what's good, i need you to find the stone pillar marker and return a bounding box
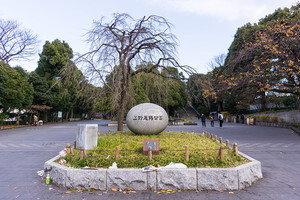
[76,124,98,150]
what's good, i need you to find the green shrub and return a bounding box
[256,114,284,123]
[269,115,279,123]
[258,115,269,122]
[282,95,297,108]
[186,120,196,124]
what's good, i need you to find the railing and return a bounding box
[189,105,201,117]
[0,121,30,129]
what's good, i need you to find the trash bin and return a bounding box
[39,120,43,126]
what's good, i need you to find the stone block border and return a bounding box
[44,151,262,191]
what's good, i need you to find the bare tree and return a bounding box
[208,53,226,71]
[0,19,39,63]
[78,13,195,131]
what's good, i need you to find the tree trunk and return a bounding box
[30,113,33,124]
[117,64,129,131]
[70,108,74,119]
[117,89,126,131]
[217,101,223,112]
[261,92,266,112]
[16,110,20,125]
[43,111,48,123]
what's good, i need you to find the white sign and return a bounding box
[58,111,62,118]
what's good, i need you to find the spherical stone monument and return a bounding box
[126,103,168,135]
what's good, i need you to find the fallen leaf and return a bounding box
[229,191,234,194]
[90,189,97,193]
[207,191,211,193]
[219,190,224,193]
[157,192,161,194]
[184,190,188,192]
[65,191,72,194]
[123,191,126,194]
[112,188,118,192]
[77,190,83,193]
[167,189,172,192]
[160,189,166,193]
[153,190,157,193]
[178,190,181,192]
[129,191,136,193]
[195,190,199,193]
[292,188,296,190]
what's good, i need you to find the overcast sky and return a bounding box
[0,0,297,74]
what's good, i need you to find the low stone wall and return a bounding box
[270,110,300,123]
[247,110,300,124]
[69,118,81,121]
[44,151,262,191]
[255,122,292,128]
[107,123,127,127]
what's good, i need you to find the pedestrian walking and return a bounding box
[33,115,38,126]
[241,114,245,124]
[209,114,214,127]
[200,113,206,127]
[218,112,224,128]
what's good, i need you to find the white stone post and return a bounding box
[76,124,98,150]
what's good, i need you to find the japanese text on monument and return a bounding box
[133,115,163,120]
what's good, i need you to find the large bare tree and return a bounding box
[79,13,195,131]
[0,19,38,63]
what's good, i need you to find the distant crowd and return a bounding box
[199,113,245,128]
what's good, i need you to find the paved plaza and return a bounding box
[0,120,299,200]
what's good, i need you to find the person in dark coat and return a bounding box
[241,114,245,124]
[200,113,206,127]
[209,114,214,127]
[218,112,224,128]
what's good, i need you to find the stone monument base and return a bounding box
[44,151,262,191]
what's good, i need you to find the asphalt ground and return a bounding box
[0,119,299,200]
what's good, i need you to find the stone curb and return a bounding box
[291,127,300,136]
[44,152,262,191]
